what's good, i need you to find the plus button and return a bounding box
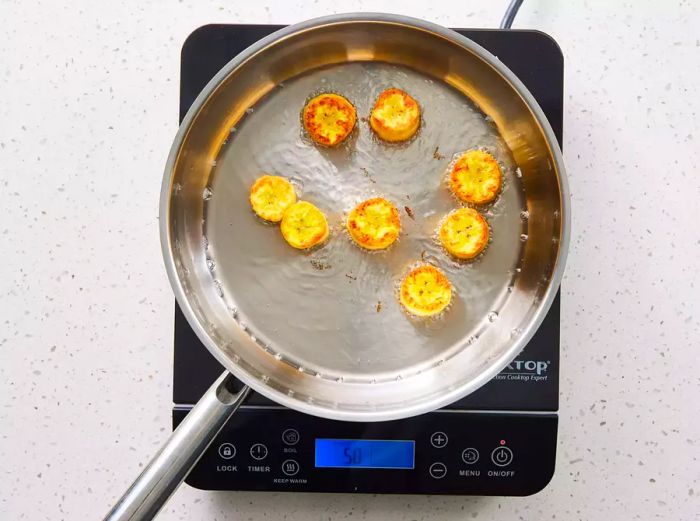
[430,431,448,448]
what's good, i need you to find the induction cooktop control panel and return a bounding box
[174,408,557,496]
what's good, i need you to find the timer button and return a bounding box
[430,431,448,448]
[491,446,513,467]
[282,428,300,446]
[461,448,480,465]
[429,462,447,479]
[250,443,268,461]
[282,459,300,476]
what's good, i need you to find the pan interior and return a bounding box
[203,61,526,382]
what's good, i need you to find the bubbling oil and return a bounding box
[202,61,527,381]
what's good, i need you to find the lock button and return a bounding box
[218,443,236,460]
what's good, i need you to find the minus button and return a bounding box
[429,462,447,479]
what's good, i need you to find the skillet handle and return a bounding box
[104,372,249,521]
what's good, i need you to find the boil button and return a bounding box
[282,429,300,446]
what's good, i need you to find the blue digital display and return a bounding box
[315,439,415,469]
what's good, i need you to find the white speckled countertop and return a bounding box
[1,1,699,519]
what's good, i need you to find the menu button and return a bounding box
[462,448,480,465]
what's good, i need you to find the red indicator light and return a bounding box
[500,439,506,445]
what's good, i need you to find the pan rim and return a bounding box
[160,13,570,421]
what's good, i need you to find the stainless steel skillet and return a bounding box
[106,13,569,520]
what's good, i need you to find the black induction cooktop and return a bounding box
[173,24,563,496]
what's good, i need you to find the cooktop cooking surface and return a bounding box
[173,24,563,496]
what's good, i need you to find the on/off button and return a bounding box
[491,446,513,467]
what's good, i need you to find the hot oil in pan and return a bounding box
[204,62,527,382]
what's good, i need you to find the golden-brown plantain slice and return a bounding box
[302,93,356,147]
[249,175,297,222]
[280,201,329,250]
[448,150,502,204]
[346,197,401,250]
[438,208,490,260]
[369,88,421,142]
[399,264,453,317]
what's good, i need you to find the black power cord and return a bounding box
[500,0,525,29]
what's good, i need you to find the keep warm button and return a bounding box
[282,459,300,476]
[491,446,513,467]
